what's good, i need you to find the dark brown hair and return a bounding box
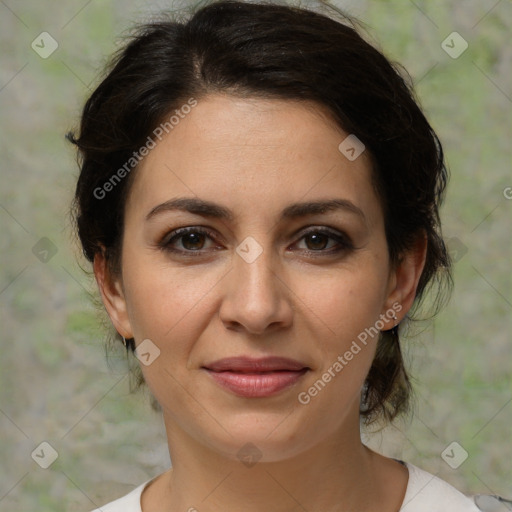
[68,0,452,425]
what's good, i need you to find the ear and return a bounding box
[382,231,428,326]
[93,247,133,339]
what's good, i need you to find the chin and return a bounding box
[197,410,320,463]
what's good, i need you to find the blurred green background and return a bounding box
[0,0,510,510]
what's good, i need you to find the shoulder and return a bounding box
[400,462,480,511]
[89,480,149,512]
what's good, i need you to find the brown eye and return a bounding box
[179,231,207,250]
[294,228,354,255]
[304,232,332,251]
[160,227,218,255]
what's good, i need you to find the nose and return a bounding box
[218,241,293,335]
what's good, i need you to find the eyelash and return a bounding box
[158,226,354,258]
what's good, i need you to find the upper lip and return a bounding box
[203,356,308,372]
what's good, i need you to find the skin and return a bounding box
[94,94,427,511]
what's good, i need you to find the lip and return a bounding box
[203,357,309,398]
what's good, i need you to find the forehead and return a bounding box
[124,94,382,227]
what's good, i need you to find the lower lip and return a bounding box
[205,369,308,398]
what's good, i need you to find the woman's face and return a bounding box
[98,94,418,462]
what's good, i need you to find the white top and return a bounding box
[90,461,484,511]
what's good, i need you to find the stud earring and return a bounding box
[391,312,399,336]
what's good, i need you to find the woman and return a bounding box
[68,1,503,510]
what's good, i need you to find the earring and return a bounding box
[391,312,399,336]
[122,336,135,350]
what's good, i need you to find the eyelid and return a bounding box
[159,226,219,250]
[158,225,354,256]
[293,226,355,253]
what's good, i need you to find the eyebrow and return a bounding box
[145,197,366,223]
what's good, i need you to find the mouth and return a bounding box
[202,356,310,398]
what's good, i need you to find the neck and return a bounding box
[146,404,403,512]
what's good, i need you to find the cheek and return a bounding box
[295,263,388,342]
[292,272,385,430]
[121,257,219,402]
[122,251,221,349]
[292,261,388,401]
